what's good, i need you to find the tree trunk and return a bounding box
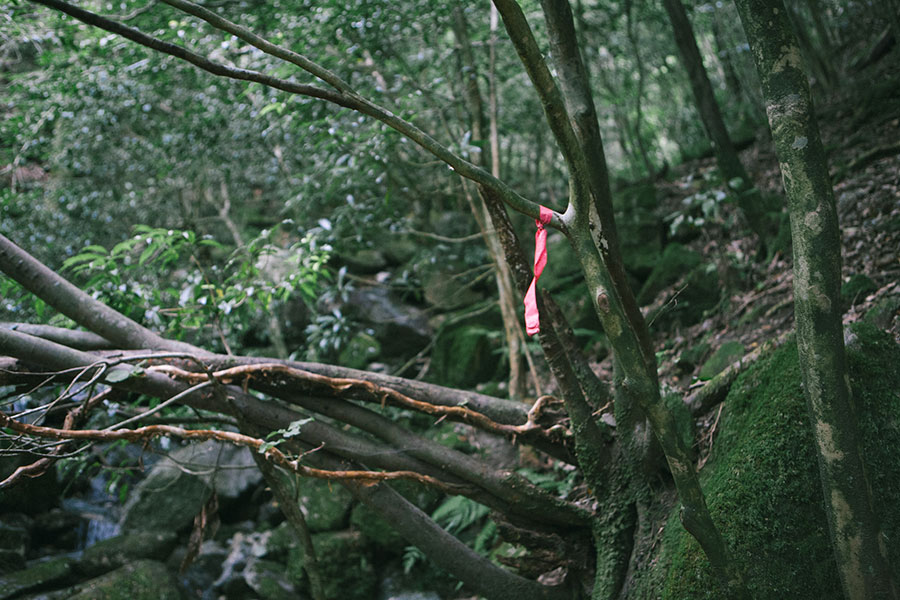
[452,4,535,401]
[661,0,771,249]
[733,1,898,598]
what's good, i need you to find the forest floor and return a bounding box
[645,57,898,383]
[600,50,900,469]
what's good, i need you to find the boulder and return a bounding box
[0,524,28,574]
[243,558,297,600]
[65,560,182,600]
[31,509,81,553]
[119,458,210,534]
[338,332,381,369]
[120,441,262,533]
[659,325,900,598]
[429,324,499,389]
[698,341,745,381]
[295,477,354,533]
[77,531,177,577]
[286,530,376,600]
[0,557,73,600]
[344,287,431,357]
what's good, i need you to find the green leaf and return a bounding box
[105,368,132,383]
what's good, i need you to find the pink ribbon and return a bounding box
[524,206,553,336]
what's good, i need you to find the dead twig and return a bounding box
[149,363,569,439]
[0,409,470,495]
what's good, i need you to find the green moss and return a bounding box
[841,273,877,307]
[430,324,500,389]
[286,531,376,600]
[638,244,719,327]
[295,477,354,533]
[655,326,900,599]
[0,557,73,599]
[846,323,900,577]
[338,332,381,369]
[697,341,744,381]
[66,560,182,600]
[349,480,441,552]
[78,531,177,577]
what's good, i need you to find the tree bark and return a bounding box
[733,1,898,598]
[498,1,748,595]
[451,5,534,401]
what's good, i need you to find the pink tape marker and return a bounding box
[524,205,553,336]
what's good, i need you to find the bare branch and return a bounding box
[0,323,115,350]
[150,362,564,438]
[0,411,469,494]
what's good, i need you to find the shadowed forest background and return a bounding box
[1,0,899,599]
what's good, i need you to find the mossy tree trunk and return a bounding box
[733,1,898,598]
[661,0,772,250]
[498,0,749,595]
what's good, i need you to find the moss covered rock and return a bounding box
[286,530,376,600]
[698,341,745,381]
[656,324,900,599]
[637,244,719,327]
[338,331,381,369]
[430,324,500,389]
[349,480,441,553]
[841,273,878,307]
[78,531,177,577]
[0,557,73,600]
[295,477,354,533]
[66,560,182,600]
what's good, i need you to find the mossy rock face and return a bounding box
[119,454,212,534]
[698,341,745,381]
[121,441,261,533]
[243,558,297,600]
[349,480,441,553]
[430,324,499,389]
[338,332,381,370]
[296,477,354,533]
[638,244,719,327]
[66,560,182,600]
[657,324,900,599]
[78,531,178,577]
[286,530,376,600]
[841,273,877,307]
[0,557,73,600]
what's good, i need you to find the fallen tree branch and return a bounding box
[0,410,470,495]
[149,363,567,439]
[686,331,793,417]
